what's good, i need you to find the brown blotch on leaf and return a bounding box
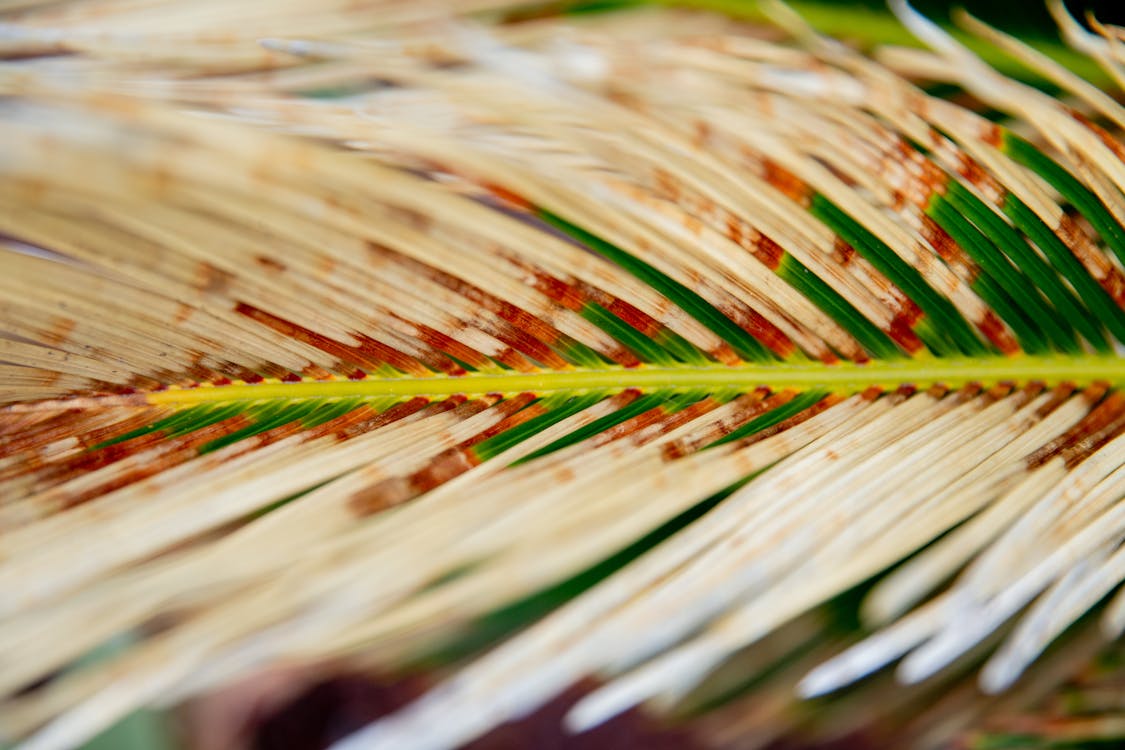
[197,261,234,295]
[980,121,1004,148]
[717,302,795,360]
[349,448,479,516]
[1071,111,1125,163]
[978,310,1019,355]
[755,234,785,269]
[527,270,588,312]
[761,158,812,207]
[954,150,995,189]
[254,255,287,274]
[236,302,411,374]
[1026,388,1123,469]
[831,237,856,267]
[412,323,494,372]
[919,215,974,274]
[57,415,255,509]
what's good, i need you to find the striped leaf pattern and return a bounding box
[1,1,1125,748]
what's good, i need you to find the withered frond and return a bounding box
[1,2,1125,749]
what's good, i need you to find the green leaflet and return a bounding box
[538,209,779,362]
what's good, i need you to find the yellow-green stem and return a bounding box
[147,354,1125,405]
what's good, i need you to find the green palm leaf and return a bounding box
[1,1,1125,748]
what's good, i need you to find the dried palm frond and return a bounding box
[1,1,1125,748]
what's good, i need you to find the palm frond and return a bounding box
[1,1,1125,748]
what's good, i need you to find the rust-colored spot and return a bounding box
[380,247,566,355]
[412,324,493,372]
[491,346,536,372]
[831,237,857,267]
[238,417,317,451]
[729,305,801,359]
[173,303,194,325]
[606,87,642,110]
[334,398,430,441]
[1026,388,1124,469]
[71,410,164,450]
[653,168,681,202]
[980,122,1003,148]
[420,263,571,368]
[640,397,721,448]
[269,403,368,444]
[1034,382,1078,419]
[709,342,742,367]
[730,391,845,450]
[895,384,922,399]
[3,408,159,461]
[349,396,541,517]
[260,362,292,380]
[42,318,76,347]
[370,332,463,376]
[693,119,712,149]
[494,325,570,370]
[890,189,907,212]
[302,364,334,380]
[717,301,795,360]
[483,182,533,211]
[954,151,994,189]
[904,142,950,198]
[660,390,774,461]
[185,360,214,383]
[460,393,541,448]
[56,415,255,508]
[197,262,234,295]
[0,413,81,462]
[413,449,481,498]
[1081,382,1110,406]
[858,386,884,402]
[603,298,663,338]
[979,382,1013,404]
[1010,381,1046,408]
[1072,111,1125,163]
[237,302,416,374]
[385,204,431,232]
[1058,215,1125,307]
[1061,411,1125,469]
[725,216,744,249]
[1056,214,1088,253]
[977,310,1020,356]
[527,271,587,312]
[255,255,287,274]
[755,234,785,269]
[348,476,413,517]
[598,399,693,451]
[923,383,952,400]
[597,341,642,369]
[920,216,966,268]
[761,158,812,207]
[683,214,704,236]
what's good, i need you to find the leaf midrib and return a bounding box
[145,354,1125,405]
